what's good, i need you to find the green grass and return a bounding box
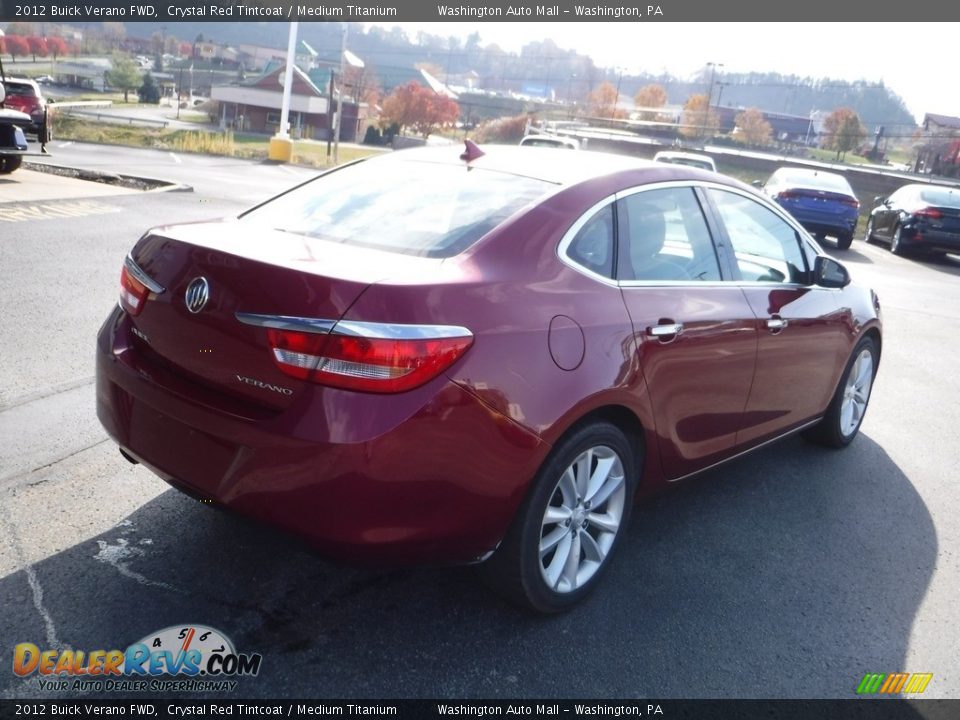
[52,116,385,168]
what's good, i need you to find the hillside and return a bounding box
[60,21,917,130]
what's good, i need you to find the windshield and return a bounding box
[242,158,555,258]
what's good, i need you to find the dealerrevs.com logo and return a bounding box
[13,625,262,692]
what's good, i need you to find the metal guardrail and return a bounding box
[56,107,169,128]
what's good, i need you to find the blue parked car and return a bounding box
[758,168,860,249]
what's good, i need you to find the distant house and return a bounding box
[922,113,960,134]
[237,40,319,70]
[210,64,363,141]
[916,113,960,176]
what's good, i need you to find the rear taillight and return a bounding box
[916,207,942,220]
[119,255,165,317]
[120,265,149,316]
[841,197,860,209]
[776,190,800,201]
[266,322,473,393]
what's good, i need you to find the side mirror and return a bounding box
[814,256,850,288]
[874,195,888,206]
[751,180,764,189]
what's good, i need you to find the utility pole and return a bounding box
[615,67,625,118]
[333,23,347,165]
[327,68,335,158]
[705,61,723,138]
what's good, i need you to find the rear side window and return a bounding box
[618,187,721,282]
[708,189,808,284]
[567,204,615,278]
[241,159,555,258]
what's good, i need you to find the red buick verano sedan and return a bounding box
[96,144,882,612]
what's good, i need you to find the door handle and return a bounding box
[647,322,684,338]
[767,316,788,332]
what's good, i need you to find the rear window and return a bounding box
[919,187,960,208]
[5,82,40,98]
[777,171,852,194]
[241,159,555,258]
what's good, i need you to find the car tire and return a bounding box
[863,218,875,244]
[480,421,638,613]
[0,156,23,174]
[890,225,907,256]
[803,336,878,449]
[836,232,853,250]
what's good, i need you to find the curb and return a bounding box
[24,161,194,194]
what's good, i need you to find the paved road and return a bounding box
[1,149,958,700]
[29,140,319,204]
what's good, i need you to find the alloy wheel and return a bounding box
[538,445,626,593]
[839,347,874,438]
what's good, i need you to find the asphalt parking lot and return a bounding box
[1,148,959,700]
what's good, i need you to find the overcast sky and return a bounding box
[369,22,954,122]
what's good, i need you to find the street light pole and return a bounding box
[267,21,299,162]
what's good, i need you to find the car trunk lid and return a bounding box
[125,219,435,410]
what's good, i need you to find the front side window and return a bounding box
[618,187,722,282]
[707,189,808,284]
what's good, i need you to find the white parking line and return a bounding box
[169,152,182,164]
[56,141,73,149]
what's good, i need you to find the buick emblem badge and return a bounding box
[184,277,210,314]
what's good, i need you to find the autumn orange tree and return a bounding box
[734,107,774,147]
[588,81,619,118]
[823,107,865,160]
[634,84,668,121]
[681,94,719,139]
[27,36,48,62]
[380,81,460,139]
[46,37,69,62]
[3,35,30,62]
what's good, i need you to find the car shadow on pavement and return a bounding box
[836,245,875,264]
[0,434,934,700]
[912,253,960,277]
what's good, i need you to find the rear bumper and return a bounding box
[797,217,857,236]
[901,226,960,254]
[96,307,545,565]
[776,201,858,237]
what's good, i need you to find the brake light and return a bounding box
[267,324,473,393]
[120,265,149,316]
[916,207,942,220]
[776,190,800,201]
[841,197,860,209]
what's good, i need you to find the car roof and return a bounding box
[654,151,713,162]
[519,135,579,148]
[385,144,712,186]
[3,77,40,89]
